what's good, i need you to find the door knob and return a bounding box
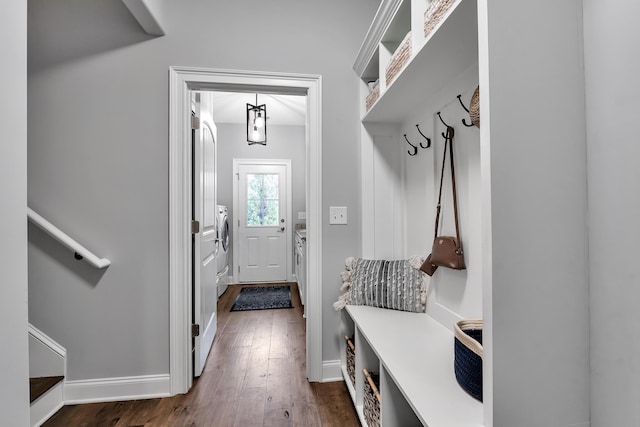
[278,226,285,232]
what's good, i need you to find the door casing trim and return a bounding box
[169,66,323,393]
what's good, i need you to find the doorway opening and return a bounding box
[169,67,323,394]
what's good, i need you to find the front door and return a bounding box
[235,160,291,283]
[191,96,218,377]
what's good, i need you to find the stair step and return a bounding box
[30,376,64,403]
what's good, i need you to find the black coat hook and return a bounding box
[437,112,452,137]
[456,94,475,127]
[404,134,418,156]
[415,124,431,149]
[443,125,455,141]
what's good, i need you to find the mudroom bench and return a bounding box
[340,305,483,426]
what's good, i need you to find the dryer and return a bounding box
[216,205,231,297]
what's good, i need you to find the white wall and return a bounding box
[215,122,306,278]
[402,64,482,326]
[584,1,640,425]
[0,0,30,424]
[27,0,379,384]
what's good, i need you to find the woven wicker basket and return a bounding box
[363,368,381,427]
[424,0,456,38]
[454,319,483,401]
[385,31,412,86]
[365,81,380,111]
[345,336,355,387]
[469,86,480,128]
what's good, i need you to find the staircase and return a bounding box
[29,324,66,427]
[26,208,110,424]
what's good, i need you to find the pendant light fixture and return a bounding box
[246,94,267,145]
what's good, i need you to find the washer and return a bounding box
[216,205,231,297]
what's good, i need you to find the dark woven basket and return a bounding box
[345,336,355,387]
[454,320,483,402]
[363,368,381,427]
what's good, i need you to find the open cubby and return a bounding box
[354,327,379,424]
[380,368,421,427]
[340,309,357,398]
[381,0,411,47]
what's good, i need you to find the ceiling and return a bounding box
[207,92,307,126]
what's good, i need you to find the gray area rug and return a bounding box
[230,285,293,312]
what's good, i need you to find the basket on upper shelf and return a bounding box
[454,319,483,401]
[363,368,381,427]
[345,335,355,387]
[385,31,412,87]
[365,80,380,111]
[424,0,456,39]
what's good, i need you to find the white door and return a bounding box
[235,160,291,283]
[192,105,218,377]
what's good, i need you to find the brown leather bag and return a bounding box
[420,126,466,274]
[420,253,438,276]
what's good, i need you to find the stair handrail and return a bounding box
[27,207,111,269]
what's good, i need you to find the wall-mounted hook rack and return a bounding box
[416,124,431,149]
[404,134,418,156]
[437,112,452,137]
[456,94,475,127]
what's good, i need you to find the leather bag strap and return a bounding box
[448,127,462,246]
[433,127,449,239]
[433,126,462,250]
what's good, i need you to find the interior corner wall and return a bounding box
[215,122,306,278]
[584,1,640,425]
[27,0,379,384]
[482,0,590,425]
[0,0,30,424]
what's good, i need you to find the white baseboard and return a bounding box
[321,359,343,382]
[31,381,64,427]
[64,374,171,404]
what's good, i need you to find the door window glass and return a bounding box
[246,173,279,226]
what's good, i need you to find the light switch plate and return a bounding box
[329,206,347,225]
[298,211,306,220]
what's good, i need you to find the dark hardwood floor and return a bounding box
[43,282,359,427]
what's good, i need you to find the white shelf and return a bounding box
[345,305,483,427]
[361,0,478,123]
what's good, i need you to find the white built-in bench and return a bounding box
[340,305,483,426]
